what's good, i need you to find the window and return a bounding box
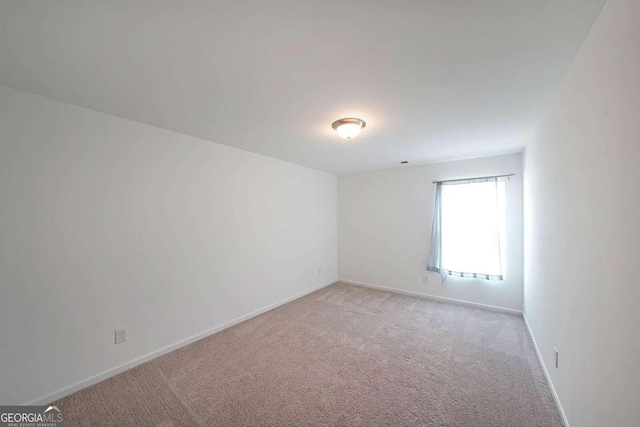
[427,178,506,281]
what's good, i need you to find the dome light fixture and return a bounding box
[332,118,366,139]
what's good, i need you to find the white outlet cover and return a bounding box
[115,328,127,344]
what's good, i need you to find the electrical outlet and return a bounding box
[423,274,429,284]
[115,328,127,344]
[554,347,559,368]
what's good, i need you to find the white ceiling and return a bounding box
[0,1,605,174]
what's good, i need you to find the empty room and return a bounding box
[0,1,638,426]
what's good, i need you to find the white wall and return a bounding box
[524,0,640,425]
[339,153,523,312]
[0,86,337,405]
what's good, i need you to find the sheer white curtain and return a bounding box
[427,178,506,281]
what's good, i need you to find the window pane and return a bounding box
[440,181,505,277]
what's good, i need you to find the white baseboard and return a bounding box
[27,279,339,406]
[523,314,569,427]
[338,278,522,315]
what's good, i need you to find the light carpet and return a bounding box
[55,283,562,426]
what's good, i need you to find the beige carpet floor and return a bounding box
[55,283,562,426]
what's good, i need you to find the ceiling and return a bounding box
[0,1,606,174]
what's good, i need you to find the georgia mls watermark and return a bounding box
[0,405,63,427]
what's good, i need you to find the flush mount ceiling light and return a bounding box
[332,118,366,139]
